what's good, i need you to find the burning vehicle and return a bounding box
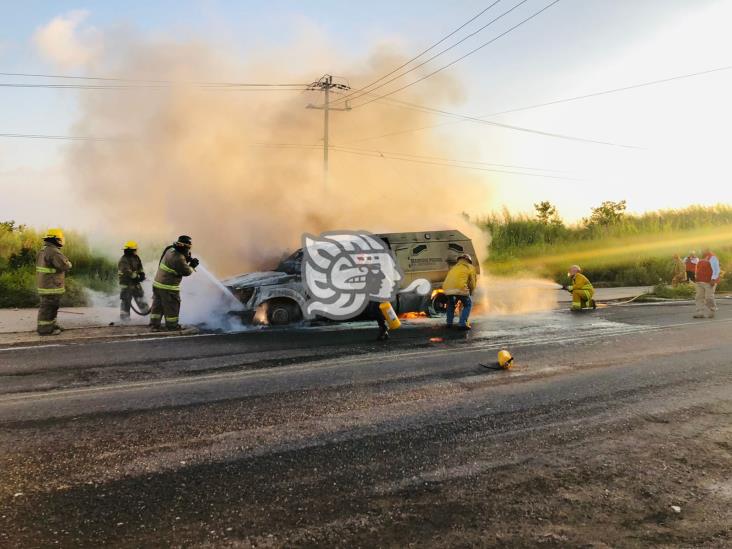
[223,230,480,325]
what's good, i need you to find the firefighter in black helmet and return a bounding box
[149,235,198,331]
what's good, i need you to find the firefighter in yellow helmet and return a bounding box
[566,265,596,311]
[442,253,477,330]
[35,228,72,335]
[149,235,198,331]
[118,241,149,322]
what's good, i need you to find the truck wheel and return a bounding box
[266,299,302,326]
[428,293,449,317]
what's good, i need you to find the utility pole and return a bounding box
[306,75,351,190]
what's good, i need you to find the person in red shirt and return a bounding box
[683,251,699,282]
[693,248,721,319]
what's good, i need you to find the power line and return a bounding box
[487,63,732,116]
[0,82,309,91]
[0,132,575,176]
[0,71,308,87]
[330,147,580,180]
[0,133,111,141]
[352,93,640,148]
[331,0,507,105]
[350,0,561,109]
[331,144,573,174]
[344,63,732,144]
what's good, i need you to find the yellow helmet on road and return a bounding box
[45,228,65,245]
[124,240,138,250]
[497,349,514,369]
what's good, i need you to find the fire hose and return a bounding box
[126,253,199,317]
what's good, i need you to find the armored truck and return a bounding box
[223,230,480,325]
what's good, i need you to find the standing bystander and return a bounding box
[693,248,720,319]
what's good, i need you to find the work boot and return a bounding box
[39,328,62,336]
[149,325,163,332]
[457,324,472,331]
[591,300,597,310]
[693,314,705,319]
[377,328,389,341]
[166,324,183,331]
[707,312,716,319]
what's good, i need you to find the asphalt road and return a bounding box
[1,301,731,547]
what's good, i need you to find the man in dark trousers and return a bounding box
[36,228,72,335]
[118,240,149,322]
[150,235,198,331]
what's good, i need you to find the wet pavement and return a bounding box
[0,301,731,547]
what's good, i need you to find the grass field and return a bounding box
[0,221,117,308]
[477,204,732,289]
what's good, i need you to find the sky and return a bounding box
[2,0,732,231]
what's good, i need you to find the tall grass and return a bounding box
[477,205,732,286]
[0,221,117,308]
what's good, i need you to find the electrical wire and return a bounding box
[345,63,732,144]
[331,0,513,105]
[0,132,576,177]
[331,144,573,173]
[0,82,309,91]
[329,146,581,180]
[352,93,640,149]
[0,133,111,140]
[0,71,308,87]
[350,0,561,109]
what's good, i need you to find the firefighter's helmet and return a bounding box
[497,349,514,369]
[44,228,65,245]
[176,235,193,249]
[123,240,138,250]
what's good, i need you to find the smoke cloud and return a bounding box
[33,10,102,68]
[65,33,491,277]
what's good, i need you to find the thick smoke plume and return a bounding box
[67,37,490,277]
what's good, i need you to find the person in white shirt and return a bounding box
[683,251,699,282]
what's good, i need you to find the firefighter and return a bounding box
[693,248,720,319]
[671,254,687,287]
[443,253,477,330]
[149,235,198,331]
[35,228,72,335]
[118,240,149,321]
[566,265,595,311]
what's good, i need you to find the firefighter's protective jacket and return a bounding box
[118,253,145,286]
[442,259,477,296]
[36,243,72,295]
[153,247,193,292]
[672,257,686,277]
[569,273,594,295]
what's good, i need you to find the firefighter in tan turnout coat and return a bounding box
[118,240,150,321]
[150,235,198,331]
[35,228,72,335]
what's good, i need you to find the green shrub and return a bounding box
[478,204,732,287]
[0,221,115,308]
[651,283,696,299]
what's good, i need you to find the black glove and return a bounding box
[138,272,146,282]
[188,257,200,269]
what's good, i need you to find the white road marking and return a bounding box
[0,323,678,404]
[0,317,730,406]
[0,344,63,352]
